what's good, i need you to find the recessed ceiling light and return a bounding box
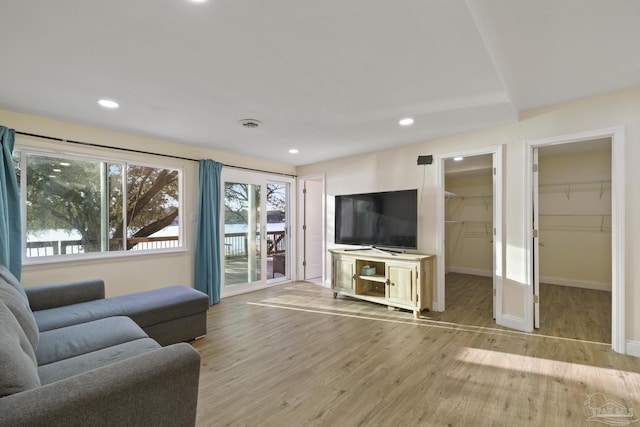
[288,149,299,154]
[399,117,414,126]
[188,0,207,2]
[454,156,464,161]
[98,99,119,109]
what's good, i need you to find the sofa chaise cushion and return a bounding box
[36,316,149,366]
[0,300,41,397]
[32,285,208,334]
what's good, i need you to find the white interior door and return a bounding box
[533,147,541,329]
[492,155,497,319]
[303,179,323,280]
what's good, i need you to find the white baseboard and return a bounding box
[448,266,493,278]
[539,275,611,291]
[626,340,640,357]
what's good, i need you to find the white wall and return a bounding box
[297,87,640,345]
[1,109,295,297]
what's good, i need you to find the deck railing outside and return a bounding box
[224,231,285,258]
[26,236,180,257]
[25,231,286,258]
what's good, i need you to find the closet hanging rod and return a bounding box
[14,130,297,178]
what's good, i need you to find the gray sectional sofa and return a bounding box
[0,265,209,427]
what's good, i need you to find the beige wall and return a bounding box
[297,87,640,344]
[1,109,295,297]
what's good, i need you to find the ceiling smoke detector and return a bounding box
[239,119,262,129]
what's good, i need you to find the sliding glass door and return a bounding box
[221,169,293,296]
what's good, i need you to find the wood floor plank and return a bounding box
[192,278,637,426]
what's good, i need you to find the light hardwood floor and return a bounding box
[192,275,637,426]
[435,273,612,343]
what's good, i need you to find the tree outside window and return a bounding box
[16,151,181,258]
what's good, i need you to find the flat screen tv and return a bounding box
[334,189,418,250]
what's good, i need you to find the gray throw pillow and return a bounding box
[0,275,39,352]
[0,299,41,397]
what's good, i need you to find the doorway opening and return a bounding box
[441,153,496,326]
[533,138,612,343]
[526,126,625,353]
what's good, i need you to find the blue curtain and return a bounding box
[194,159,223,305]
[0,126,21,280]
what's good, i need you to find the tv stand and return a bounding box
[330,249,434,318]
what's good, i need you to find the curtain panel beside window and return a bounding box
[195,159,223,305]
[0,126,22,279]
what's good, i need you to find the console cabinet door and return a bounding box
[333,257,356,293]
[386,263,416,306]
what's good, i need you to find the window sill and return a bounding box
[22,247,190,270]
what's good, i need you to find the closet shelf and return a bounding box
[444,191,459,199]
[539,214,611,217]
[445,193,492,199]
[539,179,611,200]
[539,225,611,233]
[445,192,492,209]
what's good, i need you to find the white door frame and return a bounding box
[435,145,503,317]
[524,126,625,353]
[297,173,326,286]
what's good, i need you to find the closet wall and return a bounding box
[538,143,612,290]
[445,170,493,276]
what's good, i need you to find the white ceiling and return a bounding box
[1,0,638,167]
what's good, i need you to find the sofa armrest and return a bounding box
[0,343,201,427]
[25,279,105,311]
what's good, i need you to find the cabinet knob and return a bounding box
[385,279,392,286]
[352,274,356,281]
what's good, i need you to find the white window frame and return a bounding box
[15,146,186,265]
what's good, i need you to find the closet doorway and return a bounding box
[442,152,498,325]
[533,138,612,343]
[527,126,625,353]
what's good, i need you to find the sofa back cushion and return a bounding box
[0,264,28,303]
[0,273,39,352]
[0,299,41,397]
